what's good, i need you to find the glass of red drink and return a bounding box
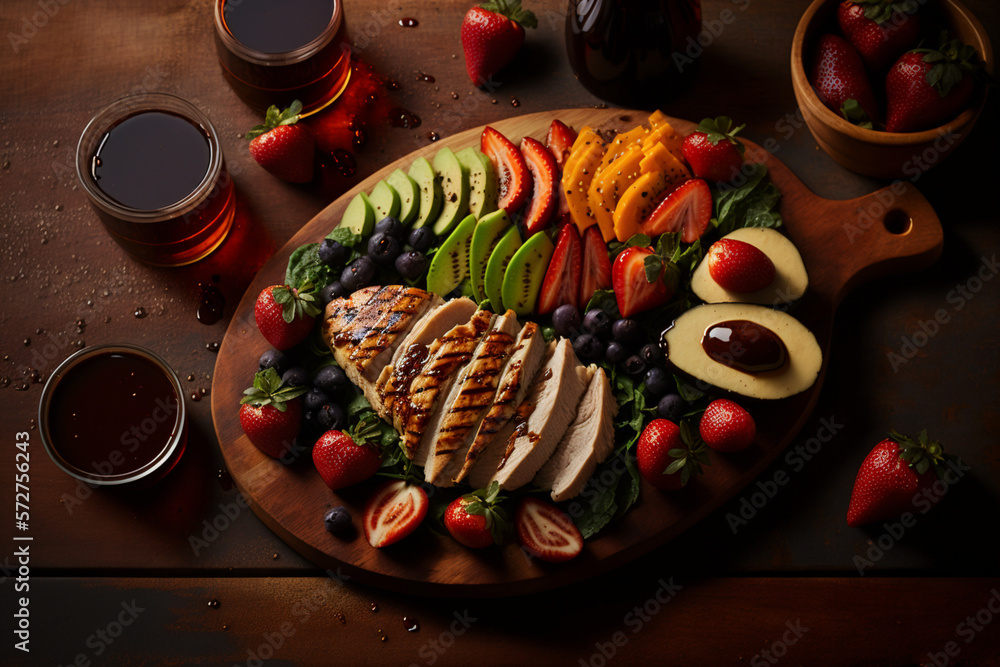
[76,93,236,267]
[214,0,351,114]
[38,344,188,487]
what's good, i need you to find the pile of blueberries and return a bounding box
[551,304,685,421]
[258,348,350,441]
[316,216,435,307]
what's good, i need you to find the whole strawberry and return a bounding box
[637,419,710,490]
[461,0,537,87]
[254,282,321,350]
[700,399,756,453]
[837,0,920,72]
[810,34,879,126]
[706,239,776,293]
[247,100,316,183]
[443,481,508,548]
[681,117,746,183]
[239,368,306,459]
[312,419,383,491]
[847,429,958,527]
[885,39,980,133]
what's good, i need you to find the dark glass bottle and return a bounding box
[566,0,702,106]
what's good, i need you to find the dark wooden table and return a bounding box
[2,1,999,664]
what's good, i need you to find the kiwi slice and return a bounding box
[456,147,497,220]
[469,209,512,303]
[387,168,420,226]
[484,226,522,314]
[431,147,471,237]
[408,156,443,229]
[339,191,375,237]
[368,180,400,222]
[501,232,555,316]
[426,214,477,297]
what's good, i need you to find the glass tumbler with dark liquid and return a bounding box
[214,0,351,113]
[566,0,702,107]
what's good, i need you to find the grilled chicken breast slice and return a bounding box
[533,367,618,501]
[455,322,546,484]
[424,311,521,487]
[322,285,379,336]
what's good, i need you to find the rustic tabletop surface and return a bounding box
[1,0,999,664]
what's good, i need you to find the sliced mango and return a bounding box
[614,170,675,242]
[640,142,691,185]
[589,144,644,241]
[647,110,672,131]
[562,140,606,236]
[595,125,648,176]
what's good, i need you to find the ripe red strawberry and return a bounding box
[254,283,321,350]
[514,497,583,563]
[699,399,756,453]
[481,126,530,215]
[847,429,956,527]
[247,100,316,183]
[363,479,429,548]
[638,178,712,243]
[681,117,746,183]
[578,225,612,310]
[885,40,980,133]
[461,0,538,87]
[545,119,577,170]
[809,35,879,126]
[520,137,559,235]
[537,223,582,314]
[612,246,677,318]
[444,481,508,548]
[837,1,920,72]
[637,419,709,490]
[312,419,383,491]
[239,368,306,459]
[706,238,776,293]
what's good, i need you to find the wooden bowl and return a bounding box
[791,0,994,179]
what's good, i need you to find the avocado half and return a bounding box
[691,227,808,306]
[662,303,822,400]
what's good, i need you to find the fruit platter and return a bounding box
[210,107,943,596]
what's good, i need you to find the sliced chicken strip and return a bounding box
[534,367,618,501]
[321,285,379,338]
[455,323,546,485]
[424,311,520,486]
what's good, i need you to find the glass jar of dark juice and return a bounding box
[566,0,702,107]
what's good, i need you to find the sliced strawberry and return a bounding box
[706,238,776,293]
[638,178,712,243]
[578,225,612,310]
[545,119,577,170]
[612,246,674,318]
[537,223,582,314]
[519,137,558,235]
[481,126,530,215]
[363,479,429,548]
[515,497,583,563]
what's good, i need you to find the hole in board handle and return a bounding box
[883,209,912,235]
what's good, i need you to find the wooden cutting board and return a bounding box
[210,109,942,597]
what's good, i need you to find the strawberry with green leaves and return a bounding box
[809,35,880,128]
[444,481,509,548]
[247,100,316,183]
[461,0,537,87]
[254,281,321,350]
[681,117,746,183]
[837,0,920,72]
[312,418,384,491]
[239,368,307,459]
[637,419,710,490]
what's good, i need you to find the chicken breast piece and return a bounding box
[534,367,618,501]
[424,311,520,487]
[322,285,379,335]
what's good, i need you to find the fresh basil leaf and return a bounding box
[327,226,363,249]
[285,243,334,290]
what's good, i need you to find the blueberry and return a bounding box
[324,506,352,533]
[303,387,331,412]
[552,304,582,339]
[320,281,348,306]
[368,232,402,266]
[281,366,309,387]
[573,333,605,363]
[640,343,665,366]
[644,367,671,397]
[395,250,428,280]
[612,318,644,347]
[624,354,646,376]
[318,238,348,266]
[582,308,612,339]
[258,349,288,374]
[341,256,376,292]
[605,340,628,365]
[314,365,347,394]
[374,216,404,238]
[407,227,435,252]
[657,393,685,421]
[316,403,346,431]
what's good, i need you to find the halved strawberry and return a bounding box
[578,225,612,310]
[706,238,776,293]
[545,119,577,170]
[481,126,530,215]
[537,223,582,314]
[515,497,583,563]
[519,137,558,235]
[363,479,428,548]
[612,246,675,317]
[638,178,712,243]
